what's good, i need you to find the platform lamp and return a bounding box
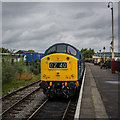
[103,47,106,64]
[99,49,101,58]
[110,42,112,58]
[97,52,98,56]
[107,2,115,73]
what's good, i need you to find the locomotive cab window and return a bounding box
[57,45,66,53]
[47,46,56,54]
[67,46,76,55]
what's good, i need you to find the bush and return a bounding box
[2,56,26,84]
[30,66,39,75]
[116,58,120,61]
[17,72,33,80]
[33,68,39,75]
[29,61,40,75]
[2,55,40,85]
[2,63,16,84]
[106,58,112,61]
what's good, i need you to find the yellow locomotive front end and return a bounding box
[40,43,82,98]
[41,53,78,82]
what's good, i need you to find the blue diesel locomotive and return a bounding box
[40,43,84,98]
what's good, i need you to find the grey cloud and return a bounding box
[19,22,58,40]
[2,2,118,53]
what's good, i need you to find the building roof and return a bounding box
[94,52,120,57]
[15,50,44,55]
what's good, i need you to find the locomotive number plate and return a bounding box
[49,62,67,69]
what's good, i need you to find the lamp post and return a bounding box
[99,50,101,63]
[97,52,98,56]
[110,42,112,58]
[108,2,115,73]
[99,49,101,57]
[103,47,106,63]
[108,2,114,59]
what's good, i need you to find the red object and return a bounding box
[43,74,46,77]
[62,82,64,85]
[71,74,74,77]
[55,90,56,94]
[94,63,98,65]
[111,59,115,73]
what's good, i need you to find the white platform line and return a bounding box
[74,68,86,120]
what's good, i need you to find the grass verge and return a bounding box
[2,73,40,96]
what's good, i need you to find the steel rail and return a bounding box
[27,99,49,120]
[1,87,40,117]
[62,99,71,120]
[1,80,41,100]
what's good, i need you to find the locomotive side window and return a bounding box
[67,46,76,55]
[47,46,56,54]
[57,45,66,52]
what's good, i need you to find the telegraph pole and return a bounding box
[108,2,115,73]
[108,2,114,59]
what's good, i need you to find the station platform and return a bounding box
[79,63,119,119]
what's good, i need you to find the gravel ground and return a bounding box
[12,89,46,119]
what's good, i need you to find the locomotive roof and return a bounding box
[45,43,82,58]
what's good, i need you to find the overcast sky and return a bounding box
[2,2,118,53]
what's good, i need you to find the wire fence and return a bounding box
[85,60,120,72]
[106,61,120,72]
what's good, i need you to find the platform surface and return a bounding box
[79,63,119,119]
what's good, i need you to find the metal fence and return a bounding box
[104,61,120,72]
[115,61,120,72]
[85,60,120,72]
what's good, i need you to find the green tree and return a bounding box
[80,48,95,58]
[28,50,35,53]
[1,48,11,53]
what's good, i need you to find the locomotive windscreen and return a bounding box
[46,44,77,56]
[57,45,66,52]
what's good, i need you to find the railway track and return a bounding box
[1,69,85,119]
[2,80,40,100]
[1,80,41,119]
[27,95,79,120]
[27,98,71,120]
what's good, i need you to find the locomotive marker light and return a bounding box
[43,74,46,77]
[65,82,67,86]
[71,74,75,77]
[62,82,64,85]
[49,82,52,86]
[107,2,115,73]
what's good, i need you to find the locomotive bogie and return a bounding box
[40,81,77,98]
